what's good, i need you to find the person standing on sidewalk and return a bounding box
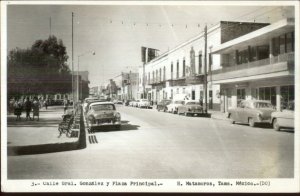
[63,98,69,114]
[24,97,32,121]
[14,99,22,121]
[32,97,40,121]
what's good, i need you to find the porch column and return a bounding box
[276,86,281,111]
[269,39,274,64]
[231,87,237,108]
[224,90,228,113]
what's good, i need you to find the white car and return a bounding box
[271,101,294,131]
[138,99,151,109]
[166,100,185,114]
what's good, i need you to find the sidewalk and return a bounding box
[7,106,81,156]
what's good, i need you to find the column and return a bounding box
[276,86,281,111]
[269,39,274,64]
[232,88,237,108]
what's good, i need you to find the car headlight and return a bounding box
[88,115,95,123]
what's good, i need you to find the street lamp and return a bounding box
[77,51,95,103]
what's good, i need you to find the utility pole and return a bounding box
[204,25,208,113]
[72,12,74,109]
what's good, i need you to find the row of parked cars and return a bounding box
[126,99,152,109]
[126,98,295,132]
[82,98,122,131]
[227,100,294,131]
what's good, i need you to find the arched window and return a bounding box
[171,63,173,80]
[183,58,186,77]
[159,68,162,82]
[176,61,179,79]
[163,66,166,81]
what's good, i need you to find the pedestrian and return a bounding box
[24,97,32,121]
[63,98,69,114]
[44,99,48,110]
[32,97,40,121]
[14,99,22,121]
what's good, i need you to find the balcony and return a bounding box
[212,52,294,83]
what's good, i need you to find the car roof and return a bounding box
[89,102,114,107]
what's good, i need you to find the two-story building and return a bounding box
[211,18,295,112]
[139,21,270,110]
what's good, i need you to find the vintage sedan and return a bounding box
[271,101,294,131]
[166,100,185,114]
[157,99,172,112]
[86,102,121,131]
[227,100,275,127]
[177,100,203,116]
[138,99,151,109]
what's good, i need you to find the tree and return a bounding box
[7,36,72,98]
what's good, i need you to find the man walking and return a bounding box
[24,97,32,121]
[63,98,69,114]
[32,97,40,121]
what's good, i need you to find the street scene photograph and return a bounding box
[1,0,299,193]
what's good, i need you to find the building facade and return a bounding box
[211,18,295,112]
[138,21,270,110]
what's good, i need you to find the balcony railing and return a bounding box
[213,52,294,74]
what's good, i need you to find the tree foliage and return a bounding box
[8,36,73,97]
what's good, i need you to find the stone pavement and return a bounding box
[7,106,81,156]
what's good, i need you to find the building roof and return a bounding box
[211,18,294,54]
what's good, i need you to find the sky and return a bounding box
[6,2,294,87]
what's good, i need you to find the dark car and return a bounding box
[227,100,275,127]
[157,99,172,112]
[124,100,132,106]
[177,100,203,116]
[86,102,121,131]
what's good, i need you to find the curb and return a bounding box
[7,107,86,156]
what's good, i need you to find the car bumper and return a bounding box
[89,120,121,127]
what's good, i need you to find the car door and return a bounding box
[235,101,245,123]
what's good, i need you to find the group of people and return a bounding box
[12,97,40,121]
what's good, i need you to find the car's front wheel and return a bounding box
[115,125,121,130]
[273,118,280,131]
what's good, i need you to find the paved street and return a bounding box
[8,105,294,179]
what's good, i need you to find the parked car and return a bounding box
[157,99,172,112]
[133,100,140,107]
[86,102,121,131]
[84,99,106,114]
[83,97,99,111]
[227,100,275,127]
[124,100,132,106]
[177,100,203,116]
[271,101,294,131]
[138,99,151,108]
[166,100,185,114]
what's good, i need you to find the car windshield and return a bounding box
[254,102,273,108]
[186,102,198,105]
[92,104,115,111]
[174,101,184,104]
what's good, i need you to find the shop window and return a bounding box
[183,88,186,94]
[258,87,276,106]
[209,90,213,109]
[192,90,195,100]
[237,88,245,106]
[280,85,294,109]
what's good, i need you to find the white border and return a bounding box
[1,0,299,193]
